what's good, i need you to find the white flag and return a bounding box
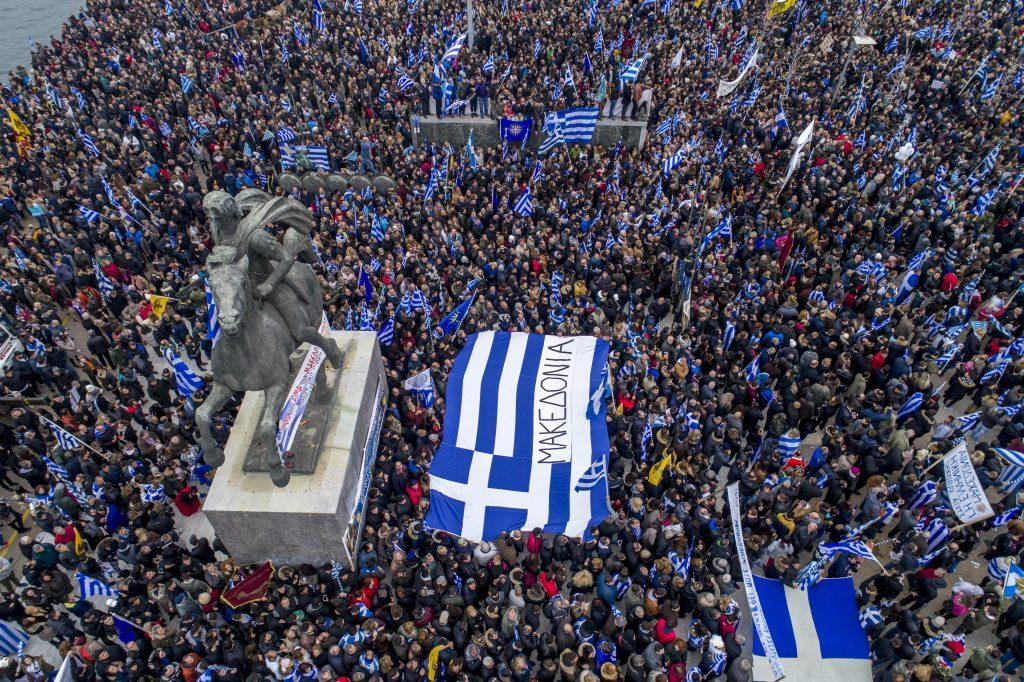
[670,47,683,69]
[780,119,816,189]
[717,47,759,98]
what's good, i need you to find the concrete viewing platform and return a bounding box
[412,115,649,150]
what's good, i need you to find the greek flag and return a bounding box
[980,73,1002,100]
[277,126,298,143]
[994,505,1022,527]
[897,392,923,420]
[955,411,980,431]
[423,332,612,542]
[752,576,871,682]
[819,540,877,563]
[514,187,533,216]
[744,354,760,382]
[204,280,221,343]
[163,347,204,398]
[936,343,960,369]
[887,55,907,77]
[662,148,685,175]
[378,317,394,345]
[540,107,598,145]
[440,32,468,71]
[45,83,64,109]
[0,622,28,657]
[78,129,101,157]
[180,75,195,95]
[968,146,1000,188]
[442,99,469,114]
[141,484,165,503]
[769,107,788,139]
[397,73,416,91]
[916,517,949,553]
[404,369,436,406]
[777,433,801,458]
[982,358,1010,383]
[998,463,1024,494]
[482,55,494,74]
[619,54,647,83]
[94,263,116,297]
[971,186,999,216]
[43,416,82,450]
[424,167,439,201]
[907,479,938,510]
[313,9,325,31]
[78,205,100,223]
[723,322,735,351]
[77,572,118,598]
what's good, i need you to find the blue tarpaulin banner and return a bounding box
[499,117,533,143]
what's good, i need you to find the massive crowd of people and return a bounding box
[2,0,1024,679]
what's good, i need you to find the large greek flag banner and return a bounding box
[425,332,611,542]
[752,576,871,682]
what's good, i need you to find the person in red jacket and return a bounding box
[526,528,542,556]
[655,617,677,645]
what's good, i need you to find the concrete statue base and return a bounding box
[203,331,388,566]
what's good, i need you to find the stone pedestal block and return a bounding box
[203,331,387,566]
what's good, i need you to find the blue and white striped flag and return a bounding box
[819,540,878,563]
[981,358,1009,383]
[180,75,195,95]
[723,322,735,351]
[0,622,29,657]
[936,343,960,370]
[78,205,100,224]
[744,354,760,382]
[777,433,801,459]
[907,479,938,510]
[94,262,116,297]
[141,484,165,503]
[619,54,647,83]
[76,572,118,598]
[915,517,949,554]
[514,187,533,216]
[78,129,101,157]
[896,392,923,420]
[423,332,612,541]
[162,347,204,398]
[993,505,1022,527]
[42,416,82,450]
[204,280,221,344]
[440,32,468,71]
[378,317,395,345]
[662,148,685,175]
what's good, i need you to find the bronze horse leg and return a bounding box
[295,324,343,369]
[195,382,234,468]
[258,380,291,488]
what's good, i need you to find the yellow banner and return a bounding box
[647,453,674,486]
[768,0,796,17]
[6,109,30,138]
[148,295,171,318]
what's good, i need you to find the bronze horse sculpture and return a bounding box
[194,190,342,487]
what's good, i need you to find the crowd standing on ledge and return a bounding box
[2,0,1024,680]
